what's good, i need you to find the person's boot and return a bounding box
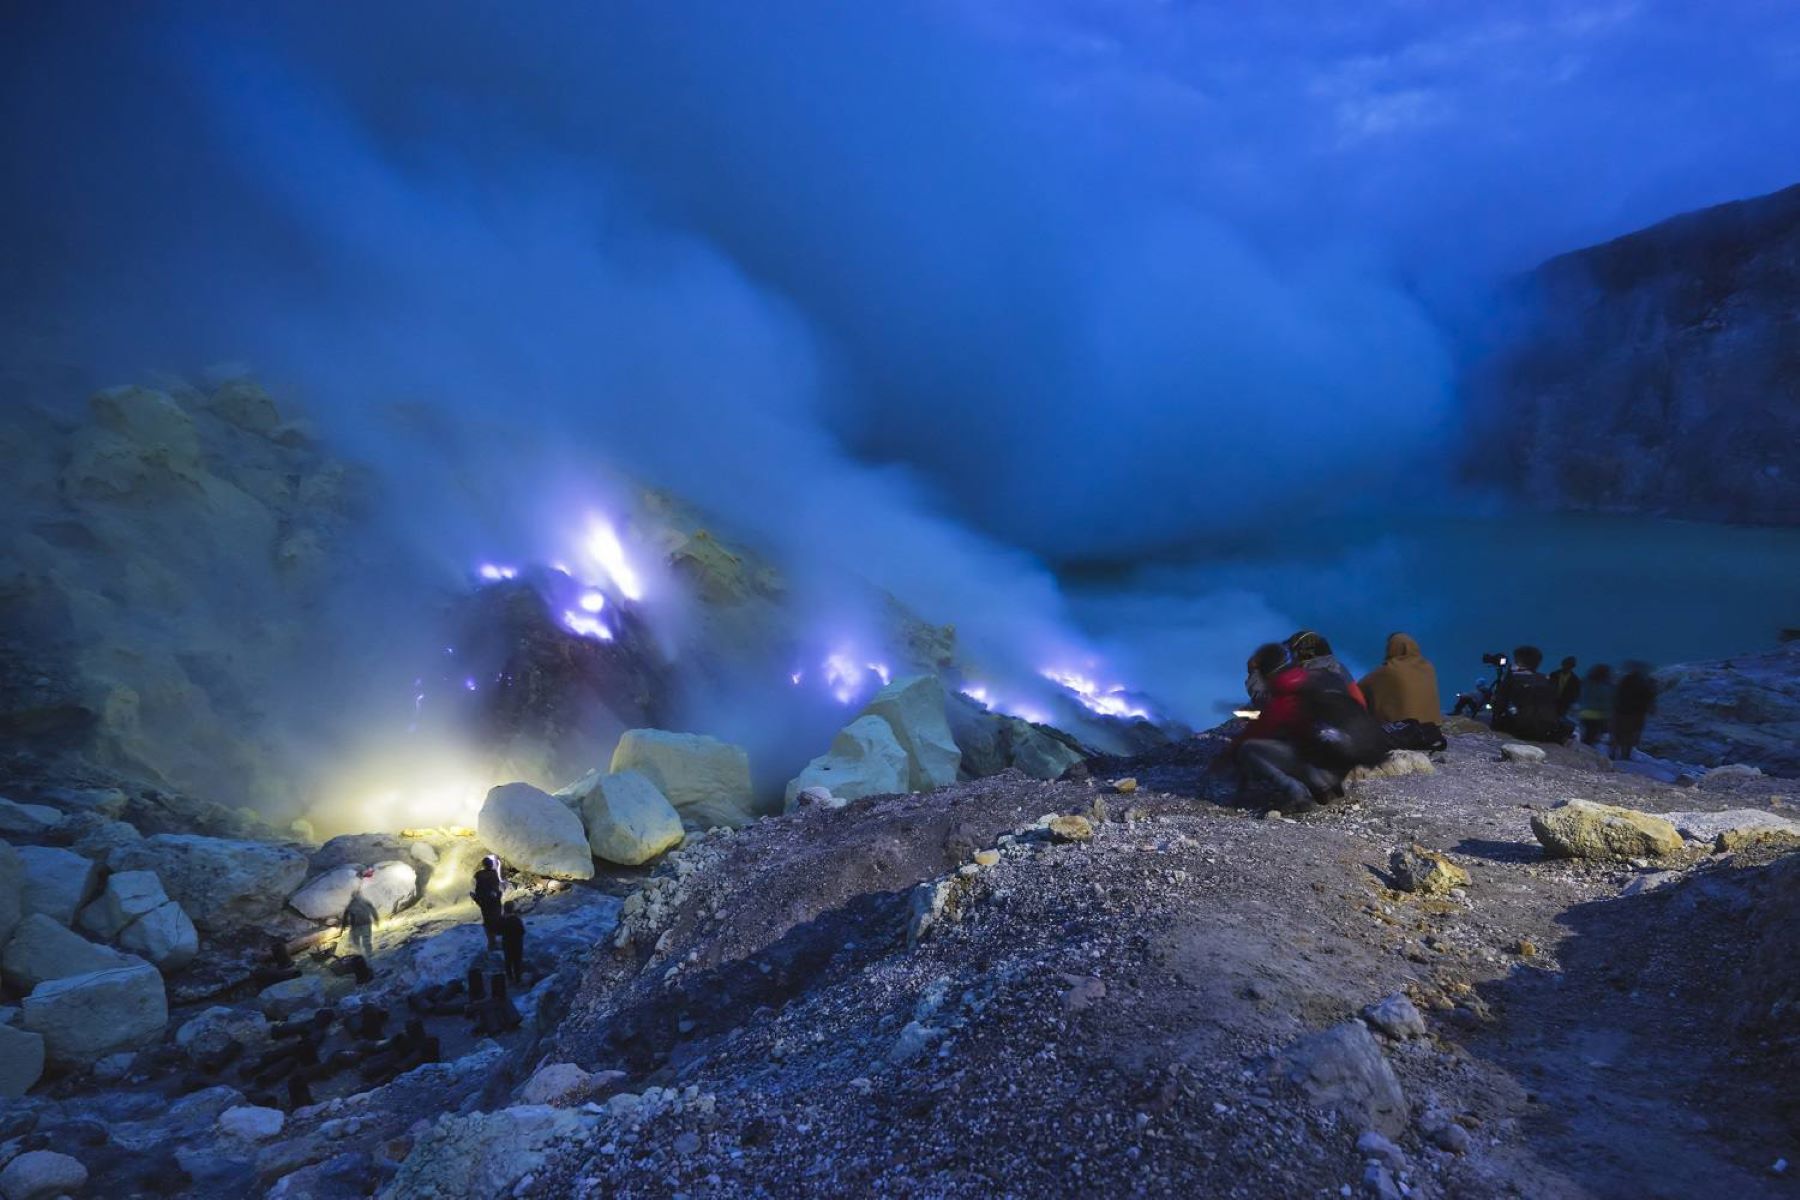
[1273,777,1318,816]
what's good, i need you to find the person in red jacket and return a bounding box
[1232,643,1342,814]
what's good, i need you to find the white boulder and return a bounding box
[569,771,684,866]
[478,784,595,881]
[0,1023,44,1097]
[1361,993,1429,1041]
[108,834,308,932]
[859,675,962,792]
[0,1149,88,1200]
[363,860,419,916]
[784,715,910,809]
[16,846,100,926]
[1345,749,1438,782]
[610,729,757,829]
[92,1050,135,1083]
[77,869,168,939]
[218,1104,286,1141]
[3,913,137,992]
[288,864,361,921]
[117,900,200,970]
[21,960,168,1066]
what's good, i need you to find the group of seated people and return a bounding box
[1228,629,1657,813]
[1231,630,1440,814]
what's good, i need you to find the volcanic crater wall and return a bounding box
[1464,181,1800,523]
[0,376,364,809]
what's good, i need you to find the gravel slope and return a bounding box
[520,727,1799,1198]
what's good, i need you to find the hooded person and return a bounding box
[1358,633,1442,725]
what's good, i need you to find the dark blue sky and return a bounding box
[5,2,1797,569]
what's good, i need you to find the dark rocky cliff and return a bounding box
[1465,182,1800,522]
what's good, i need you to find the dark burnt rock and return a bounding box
[601,889,906,1073]
[0,637,91,743]
[443,578,677,774]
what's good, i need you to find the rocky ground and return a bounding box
[439,725,1795,1200]
[4,716,1799,1198]
[1647,639,1800,776]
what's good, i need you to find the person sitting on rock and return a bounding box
[343,877,379,961]
[1490,645,1571,743]
[1576,663,1614,747]
[1358,633,1442,725]
[1229,644,1350,815]
[471,855,506,951]
[1549,655,1583,718]
[498,901,527,986]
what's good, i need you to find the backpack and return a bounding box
[1384,720,1447,754]
[1299,681,1391,771]
[1497,672,1570,742]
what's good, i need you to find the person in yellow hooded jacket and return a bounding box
[1358,633,1442,725]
